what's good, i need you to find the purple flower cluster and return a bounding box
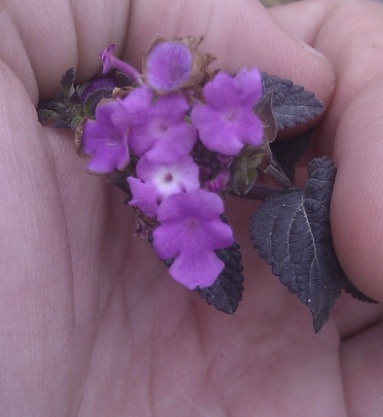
[80,38,264,289]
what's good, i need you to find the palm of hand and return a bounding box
[1,91,380,417]
[1,0,383,416]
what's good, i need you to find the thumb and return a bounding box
[125,0,335,105]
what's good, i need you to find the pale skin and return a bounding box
[1,0,383,415]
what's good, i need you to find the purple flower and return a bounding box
[127,155,200,217]
[127,178,159,218]
[80,77,117,102]
[82,100,129,173]
[100,44,142,85]
[113,86,197,163]
[152,190,234,289]
[144,40,193,93]
[190,68,263,156]
[204,170,230,192]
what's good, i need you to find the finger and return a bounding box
[125,0,335,106]
[268,0,337,46]
[331,82,383,301]
[3,0,133,101]
[314,0,383,300]
[0,59,76,414]
[4,0,335,108]
[263,0,383,301]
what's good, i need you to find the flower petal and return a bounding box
[232,67,262,106]
[100,44,142,84]
[152,190,234,289]
[127,177,159,217]
[113,87,196,161]
[190,68,264,156]
[136,155,200,198]
[145,41,193,92]
[170,250,224,289]
[82,100,129,173]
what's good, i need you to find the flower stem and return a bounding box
[265,161,293,188]
[234,182,279,200]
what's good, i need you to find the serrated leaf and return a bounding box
[83,87,114,118]
[341,276,377,304]
[60,67,77,95]
[249,157,342,332]
[37,108,59,125]
[196,243,244,314]
[270,131,311,182]
[38,68,117,129]
[261,73,325,130]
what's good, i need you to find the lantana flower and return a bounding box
[190,68,264,156]
[127,178,159,218]
[113,85,197,162]
[152,190,234,289]
[144,40,193,93]
[100,44,142,85]
[81,100,129,173]
[79,77,117,102]
[143,37,214,94]
[127,155,200,217]
[204,170,230,192]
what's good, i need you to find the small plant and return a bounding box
[38,37,375,332]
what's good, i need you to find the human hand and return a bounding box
[0,0,382,416]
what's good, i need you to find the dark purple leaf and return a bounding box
[60,67,77,94]
[196,242,244,314]
[83,87,114,118]
[341,277,377,304]
[249,157,342,332]
[38,68,119,129]
[270,131,311,182]
[261,73,325,130]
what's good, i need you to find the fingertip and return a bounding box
[331,84,383,302]
[125,0,335,108]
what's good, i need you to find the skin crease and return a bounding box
[0,0,382,415]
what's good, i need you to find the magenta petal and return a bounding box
[152,190,234,289]
[82,100,129,173]
[113,86,197,162]
[86,148,125,173]
[127,177,159,217]
[100,44,142,84]
[136,155,200,198]
[191,106,243,155]
[152,221,181,260]
[233,67,262,106]
[190,67,264,156]
[202,72,238,110]
[113,86,154,131]
[146,42,193,92]
[150,91,190,120]
[170,250,224,289]
[113,88,196,161]
[142,123,197,163]
[100,44,116,74]
[156,189,224,223]
[233,110,264,147]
